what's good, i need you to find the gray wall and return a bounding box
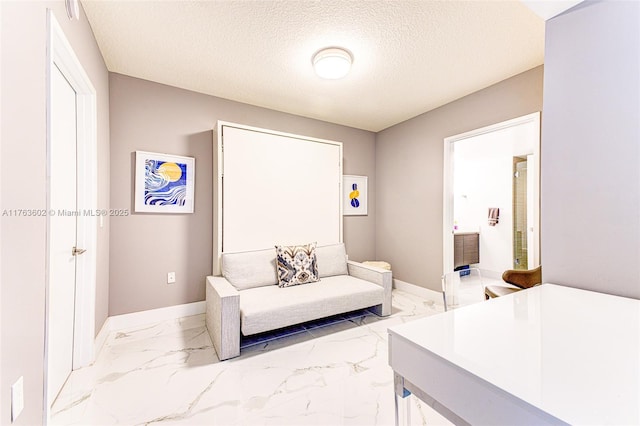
[0,2,110,424]
[375,66,543,291]
[541,0,640,299]
[109,73,376,315]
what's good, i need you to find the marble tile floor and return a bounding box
[51,289,457,426]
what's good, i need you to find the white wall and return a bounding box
[453,121,537,275]
[541,0,640,299]
[454,135,513,274]
[109,73,377,316]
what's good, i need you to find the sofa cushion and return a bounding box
[275,242,319,287]
[316,243,348,278]
[221,248,278,290]
[239,275,384,335]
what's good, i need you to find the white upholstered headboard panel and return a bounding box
[214,122,343,274]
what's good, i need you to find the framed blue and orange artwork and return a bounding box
[134,151,195,213]
[343,175,368,216]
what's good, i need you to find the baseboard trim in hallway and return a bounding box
[393,279,442,304]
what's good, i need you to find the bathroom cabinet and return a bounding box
[454,232,479,268]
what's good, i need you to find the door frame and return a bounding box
[44,10,97,414]
[442,112,541,275]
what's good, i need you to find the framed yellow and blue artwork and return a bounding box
[343,175,367,216]
[134,151,195,213]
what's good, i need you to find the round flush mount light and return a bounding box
[312,47,353,80]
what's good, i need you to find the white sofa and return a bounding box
[205,243,392,360]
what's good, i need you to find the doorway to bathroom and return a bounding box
[442,112,540,278]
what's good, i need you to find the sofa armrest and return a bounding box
[347,261,392,316]
[205,276,240,360]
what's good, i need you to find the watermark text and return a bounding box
[2,209,130,217]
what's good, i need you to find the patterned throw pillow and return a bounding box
[275,242,319,287]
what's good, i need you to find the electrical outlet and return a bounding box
[167,272,176,284]
[11,376,24,422]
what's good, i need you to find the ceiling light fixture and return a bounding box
[312,47,353,80]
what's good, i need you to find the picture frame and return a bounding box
[134,151,195,213]
[343,175,368,216]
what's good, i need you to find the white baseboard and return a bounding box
[393,279,443,304]
[108,301,206,331]
[93,301,206,358]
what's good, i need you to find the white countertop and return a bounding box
[452,230,479,235]
[388,284,640,425]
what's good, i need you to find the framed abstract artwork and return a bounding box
[134,151,195,213]
[343,175,368,216]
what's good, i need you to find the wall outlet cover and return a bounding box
[167,272,176,284]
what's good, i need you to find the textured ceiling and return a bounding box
[82,0,544,132]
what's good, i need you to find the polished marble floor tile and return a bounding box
[51,289,454,426]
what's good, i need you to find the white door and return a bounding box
[48,64,78,402]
